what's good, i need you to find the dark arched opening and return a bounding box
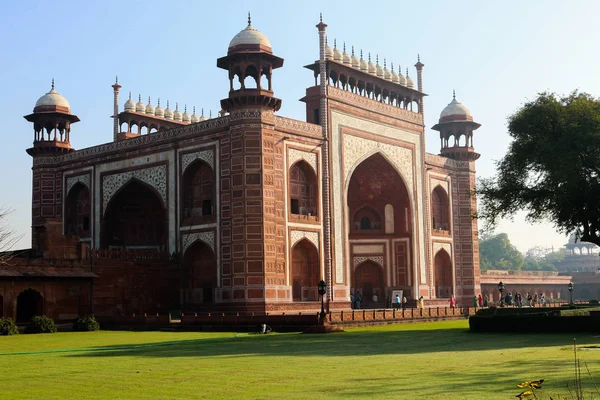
[102,180,167,249]
[354,261,383,306]
[432,186,450,231]
[65,183,91,238]
[182,161,215,225]
[434,250,453,298]
[183,241,217,304]
[17,289,44,322]
[291,239,320,301]
[0,295,3,318]
[289,160,318,217]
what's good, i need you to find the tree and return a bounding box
[478,92,600,247]
[0,207,23,266]
[479,233,524,271]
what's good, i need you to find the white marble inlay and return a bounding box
[182,231,215,254]
[290,230,320,250]
[353,256,384,268]
[102,165,167,213]
[432,242,452,258]
[66,174,90,195]
[181,149,214,173]
[288,148,318,174]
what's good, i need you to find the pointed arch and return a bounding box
[431,185,450,231]
[102,179,167,249]
[289,160,318,217]
[183,241,217,304]
[291,239,320,301]
[17,289,44,322]
[182,159,215,225]
[434,249,453,298]
[65,182,91,237]
[353,260,384,304]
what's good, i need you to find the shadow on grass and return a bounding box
[66,327,600,359]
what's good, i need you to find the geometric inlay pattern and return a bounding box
[66,173,90,195]
[182,231,215,255]
[353,255,384,268]
[102,165,167,213]
[290,230,320,250]
[181,149,214,174]
[432,241,452,258]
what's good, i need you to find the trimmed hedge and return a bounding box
[73,315,100,331]
[0,317,19,335]
[25,315,57,334]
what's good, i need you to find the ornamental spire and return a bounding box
[453,89,456,100]
[247,12,251,27]
[51,78,55,90]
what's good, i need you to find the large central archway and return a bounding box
[102,180,167,249]
[183,241,217,304]
[347,152,412,294]
[17,289,43,322]
[291,239,319,301]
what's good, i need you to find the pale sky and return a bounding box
[2,0,595,253]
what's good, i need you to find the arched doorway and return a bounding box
[102,180,167,249]
[291,239,320,301]
[431,186,450,231]
[347,153,412,290]
[17,289,43,322]
[434,250,453,298]
[183,241,217,304]
[182,161,215,225]
[65,183,91,237]
[289,161,318,217]
[354,261,384,305]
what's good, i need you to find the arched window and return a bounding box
[289,160,317,217]
[291,239,320,301]
[182,161,215,225]
[434,250,453,298]
[432,186,450,231]
[65,183,91,238]
[353,207,381,232]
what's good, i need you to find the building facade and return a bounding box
[0,17,482,321]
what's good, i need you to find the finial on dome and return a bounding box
[148,96,151,103]
[320,13,322,23]
[334,39,337,49]
[209,110,212,118]
[391,62,394,70]
[158,98,161,106]
[368,52,371,62]
[453,89,456,99]
[376,54,379,64]
[406,68,409,76]
[343,42,346,52]
[360,49,363,59]
[51,78,55,90]
[176,102,179,110]
[418,53,420,62]
[248,12,251,27]
[384,58,387,68]
[184,104,187,112]
[128,92,131,99]
[351,46,355,56]
[139,94,141,102]
[202,107,204,115]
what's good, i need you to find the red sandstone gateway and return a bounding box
[1,15,482,323]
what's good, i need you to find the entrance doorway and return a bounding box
[16,289,44,322]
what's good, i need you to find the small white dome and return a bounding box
[391,64,399,84]
[351,47,359,68]
[182,105,190,123]
[145,97,155,115]
[325,38,333,59]
[333,40,342,62]
[135,95,145,112]
[342,44,351,64]
[124,93,135,112]
[173,103,182,121]
[198,108,207,121]
[398,68,407,86]
[190,107,199,123]
[155,100,164,118]
[383,61,391,81]
[164,101,173,120]
[367,54,376,74]
[359,51,368,71]
[406,70,414,89]
[34,81,70,111]
[440,94,471,118]
[228,16,271,51]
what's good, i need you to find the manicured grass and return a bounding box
[1,320,599,399]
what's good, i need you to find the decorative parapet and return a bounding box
[425,153,472,171]
[274,116,322,136]
[328,86,424,126]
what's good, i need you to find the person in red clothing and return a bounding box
[449,295,456,309]
[478,293,483,307]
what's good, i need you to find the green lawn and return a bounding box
[1,320,599,399]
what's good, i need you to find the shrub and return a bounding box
[0,317,19,335]
[590,299,599,305]
[73,314,100,331]
[25,315,57,334]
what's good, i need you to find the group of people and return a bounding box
[502,292,546,307]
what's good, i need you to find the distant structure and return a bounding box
[556,234,599,272]
[0,15,483,321]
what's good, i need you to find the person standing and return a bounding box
[483,295,489,307]
[402,296,408,310]
[350,293,355,309]
[449,295,456,309]
[395,294,401,309]
[418,296,425,310]
[356,294,362,309]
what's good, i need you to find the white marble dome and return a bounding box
[35,83,70,111]
[229,19,271,50]
[164,101,173,120]
[398,68,407,86]
[440,95,471,118]
[190,107,200,123]
[173,103,182,121]
[342,45,351,64]
[182,106,190,123]
[325,39,333,59]
[136,95,145,112]
[124,93,135,112]
[155,100,164,118]
[359,52,368,71]
[406,71,414,89]
[145,97,155,115]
